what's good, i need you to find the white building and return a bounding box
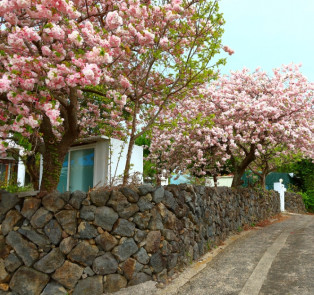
[0,141,26,187]
[51,136,143,192]
[1,136,143,193]
[205,175,234,187]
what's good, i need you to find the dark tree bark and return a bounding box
[26,154,40,190]
[39,89,80,196]
[231,144,256,187]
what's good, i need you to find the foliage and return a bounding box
[135,133,156,183]
[281,159,314,192]
[299,191,314,212]
[0,174,33,193]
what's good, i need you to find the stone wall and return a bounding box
[0,186,281,295]
[285,191,306,213]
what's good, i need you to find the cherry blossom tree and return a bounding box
[103,0,230,184]
[0,0,230,193]
[149,64,314,187]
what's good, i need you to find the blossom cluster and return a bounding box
[149,64,314,179]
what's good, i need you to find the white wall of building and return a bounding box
[206,176,234,187]
[109,138,143,185]
[38,136,144,191]
[17,152,25,187]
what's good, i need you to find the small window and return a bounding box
[57,148,94,193]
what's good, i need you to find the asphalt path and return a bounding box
[114,213,314,295]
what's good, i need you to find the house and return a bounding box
[52,136,143,193]
[1,136,143,193]
[0,143,26,188]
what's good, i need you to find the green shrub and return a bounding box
[300,190,314,212]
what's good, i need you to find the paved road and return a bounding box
[175,214,314,295]
[114,214,314,295]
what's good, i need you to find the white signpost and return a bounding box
[274,179,286,212]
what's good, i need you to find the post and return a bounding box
[274,178,285,212]
[160,169,168,186]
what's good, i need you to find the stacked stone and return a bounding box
[0,185,281,295]
[285,192,306,213]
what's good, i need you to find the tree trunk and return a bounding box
[39,89,79,195]
[123,98,139,185]
[123,136,135,185]
[231,169,245,187]
[26,154,40,190]
[231,144,256,187]
[39,142,69,194]
[260,173,266,189]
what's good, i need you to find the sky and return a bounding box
[218,0,314,81]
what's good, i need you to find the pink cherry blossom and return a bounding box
[106,11,123,30]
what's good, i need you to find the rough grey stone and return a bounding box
[150,252,166,273]
[121,258,144,280]
[112,238,138,262]
[30,207,53,229]
[78,221,98,239]
[69,190,86,209]
[9,266,49,295]
[162,229,177,241]
[133,248,150,265]
[4,253,22,273]
[6,231,39,267]
[34,248,64,273]
[80,205,96,221]
[68,241,98,266]
[42,191,65,213]
[94,206,118,231]
[133,212,151,230]
[95,232,118,252]
[107,190,130,212]
[138,185,155,196]
[143,265,153,276]
[163,191,178,212]
[90,190,111,206]
[59,237,77,255]
[73,276,103,295]
[156,268,168,283]
[148,208,163,230]
[103,274,127,293]
[119,203,139,219]
[161,240,172,256]
[167,253,178,270]
[0,192,19,222]
[0,235,10,259]
[83,266,95,276]
[21,197,41,220]
[153,187,165,203]
[128,272,151,286]
[0,259,9,282]
[2,210,22,236]
[60,191,71,203]
[112,219,135,237]
[41,282,67,295]
[18,226,51,251]
[207,225,214,237]
[134,229,147,243]
[92,253,118,275]
[145,231,161,253]
[138,194,154,212]
[44,219,62,245]
[119,187,139,203]
[52,260,84,289]
[55,210,77,235]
